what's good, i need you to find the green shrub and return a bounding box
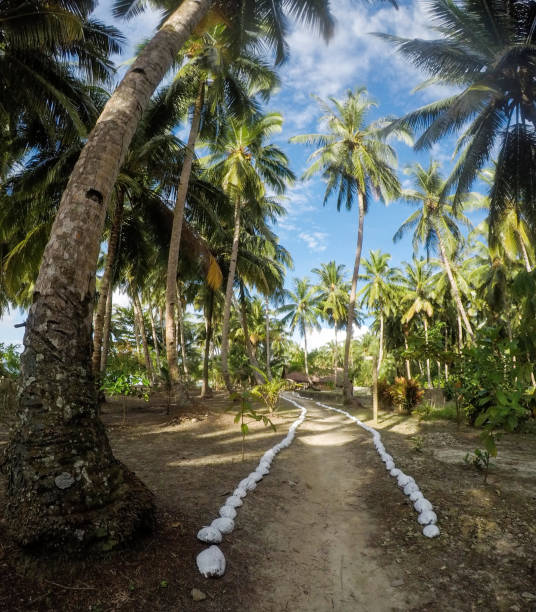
[388,377,424,414]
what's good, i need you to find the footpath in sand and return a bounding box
[232,397,420,611]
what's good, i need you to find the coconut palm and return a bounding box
[163,25,279,393]
[312,261,349,385]
[358,250,397,376]
[398,258,435,387]
[377,0,536,214]
[204,112,294,392]
[291,88,409,401]
[394,161,474,338]
[280,278,322,381]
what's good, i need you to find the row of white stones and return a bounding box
[196,393,308,578]
[305,396,440,539]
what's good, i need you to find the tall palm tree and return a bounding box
[292,88,408,402]
[358,250,397,375]
[398,258,435,387]
[163,25,279,394]
[394,162,474,338]
[204,112,294,392]
[5,0,333,553]
[280,278,322,381]
[378,0,536,214]
[313,261,349,385]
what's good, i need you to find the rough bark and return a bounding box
[176,286,189,378]
[424,317,432,388]
[200,290,214,398]
[377,310,384,375]
[4,0,213,553]
[165,79,204,390]
[333,327,338,386]
[221,199,241,393]
[148,307,161,374]
[343,192,365,402]
[238,289,265,385]
[304,328,311,383]
[265,297,272,380]
[100,286,113,374]
[403,326,411,379]
[435,223,474,338]
[132,291,154,384]
[91,196,124,381]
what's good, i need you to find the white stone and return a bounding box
[211,517,234,534]
[197,545,226,577]
[233,487,247,499]
[410,490,423,502]
[418,510,437,525]
[390,468,402,477]
[414,498,433,513]
[403,482,419,496]
[249,471,263,482]
[219,505,237,519]
[423,524,440,538]
[197,526,222,544]
[225,495,243,507]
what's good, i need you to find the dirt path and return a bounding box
[236,397,418,611]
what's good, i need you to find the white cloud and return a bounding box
[299,231,329,251]
[299,324,368,350]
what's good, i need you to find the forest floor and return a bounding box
[0,391,535,611]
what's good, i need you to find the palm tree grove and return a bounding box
[1,0,536,609]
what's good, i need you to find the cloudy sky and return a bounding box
[0,0,481,350]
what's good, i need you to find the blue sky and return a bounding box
[0,0,484,349]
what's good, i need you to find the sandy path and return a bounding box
[237,398,419,612]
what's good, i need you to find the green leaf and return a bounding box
[234,413,241,424]
[241,423,249,435]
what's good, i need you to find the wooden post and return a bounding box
[372,354,378,425]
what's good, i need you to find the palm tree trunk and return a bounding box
[176,286,189,379]
[133,291,154,384]
[435,224,474,338]
[91,194,124,380]
[265,297,272,380]
[424,317,432,388]
[165,79,205,392]
[333,327,338,386]
[133,314,142,361]
[403,326,411,379]
[304,328,311,383]
[457,313,463,352]
[238,287,265,384]
[343,191,365,402]
[377,310,384,375]
[100,286,113,374]
[221,199,241,393]
[518,232,532,272]
[149,307,161,374]
[201,290,214,398]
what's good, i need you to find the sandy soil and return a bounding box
[0,391,535,611]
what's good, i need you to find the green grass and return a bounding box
[415,400,458,422]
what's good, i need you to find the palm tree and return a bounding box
[291,88,408,402]
[394,162,474,339]
[163,25,279,393]
[358,250,397,376]
[313,261,349,385]
[204,112,294,392]
[398,258,435,387]
[280,278,322,381]
[378,0,536,214]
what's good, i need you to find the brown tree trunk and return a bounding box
[377,310,384,375]
[343,192,365,402]
[91,195,124,381]
[265,297,272,380]
[221,199,241,394]
[304,327,311,383]
[132,291,154,384]
[424,316,432,388]
[165,79,204,391]
[176,285,189,379]
[100,286,113,374]
[201,290,214,398]
[403,325,411,379]
[133,312,142,361]
[333,327,338,386]
[435,223,473,338]
[3,1,214,552]
[149,306,161,374]
[238,288,265,385]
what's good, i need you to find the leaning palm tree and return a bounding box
[313,261,349,386]
[394,161,474,338]
[398,258,435,388]
[377,0,536,215]
[4,0,334,554]
[292,88,408,401]
[280,278,322,381]
[204,112,294,392]
[358,250,397,376]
